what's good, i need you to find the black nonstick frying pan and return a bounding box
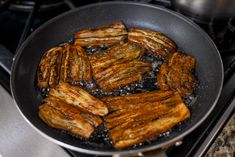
[9,1,223,156]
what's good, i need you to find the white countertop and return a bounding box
[0,85,70,157]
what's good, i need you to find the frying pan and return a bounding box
[8,1,223,156]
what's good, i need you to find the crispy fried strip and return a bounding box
[88,42,148,91]
[101,74,143,92]
[130,28,176,49]
[97,61,151,91]
[37,47,63,88]
[60,45,92,83]
[105,100,178,130]
[44,96,102,127]
[75,36,127,46]
[75,22,128,46]
[104,92,182,129]
[103,91,190,149]
[104,92,182,121]
[96,60,151,83]
[39,104,94,139]
[128,28,177,58]
[89,42,145,75]
[109,98,190,149]
[102,90,174,111]
[75,22,127,38]
[49,82,108,116]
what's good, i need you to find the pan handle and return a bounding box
[0,45,13,75]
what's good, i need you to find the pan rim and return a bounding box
[10,1,224,155]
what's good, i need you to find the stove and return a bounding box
[1,0,235,157]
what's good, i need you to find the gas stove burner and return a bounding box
[220,18,235,53]
[213,18,235,54]
[7,0,71,12]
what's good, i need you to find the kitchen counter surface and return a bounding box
[205,111,235,157]
[0,85,70,157]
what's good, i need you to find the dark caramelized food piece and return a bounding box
[37,46,63,88]
[39,96,102,138]
[44,96,102,127]
[102,91,190,149]
[89,42,145,75]
[60,44,92,83]
[49,82,108,116]
[75,21,128,46]
[37,44,92,88]
[128,28,176,58]
[157,52,196,97]
[95,60,151,91]
[102,90,174,112]
[89,42,151,91]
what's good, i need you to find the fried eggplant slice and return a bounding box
[37,44,92,88]
[37,46,63,88]
[75,36,126,47]
[95,60,151,91]
[75,22,128,46]
[157,52,196,96]
[60,45,92,83]
[44,96,102,127]
[60,44,92,83]
[49,82,108,116]
[104,92,183,130]
[102,90,174,112]
[89,42,145,75]
[39,103,94,138]
[89,42,149,91]
[102,91,190,149]
[110,101,190,149]
[128,28,177,58]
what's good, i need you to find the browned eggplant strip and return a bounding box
[128,28,177,58]
[104,92,182,121]
[75,22,128,46]
[157,52,196,96]
[44,96,102,127]
[89,42,145,75]
[105,99,178,130]
[102,90,174,111]
[39,104,94,139]
[75,22,127,38]
[103,91,190,148]
[96,60,151,83]
[130,28,176,49]
[97,61,151,91]
[60,44,92,83]
[88,42,148,91]
[108,98,190,149]
[104,92,183,130]
[49,82,108,116]
[75,36,126,47]
[37,46,63,88]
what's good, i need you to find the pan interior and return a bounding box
[11,2,223,154]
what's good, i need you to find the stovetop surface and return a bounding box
[1,1,235,157]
